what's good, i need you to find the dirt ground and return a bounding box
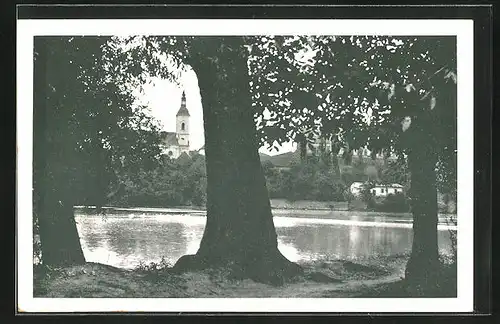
[33,254,456,298]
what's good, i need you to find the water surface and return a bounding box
[75,208,456,269]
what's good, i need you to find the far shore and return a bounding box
[76,199,349,212]
[74,204,457,221]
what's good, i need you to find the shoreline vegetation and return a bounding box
[75,197,458,219]
[33,253,457,298]
[104,151,456,215]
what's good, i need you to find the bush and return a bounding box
[374,193,410,213]
[278,162,347,202]
[343,191,355,202]
[109,153,207,208]
[135,256,172,273]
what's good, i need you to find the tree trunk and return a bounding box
[34,37,86,266]
[298,134,307,162]
[37,197,86,266]
[404,118,440,287]
[331,140,341,175]
[173,37,302,284]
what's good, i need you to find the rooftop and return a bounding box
[372,183,404,188]
[176,91,190,117]
[160,131,178,146]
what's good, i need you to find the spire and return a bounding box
[176,91,190,117]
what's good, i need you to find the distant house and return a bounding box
[349,181,366,196]
[370,183,404,197]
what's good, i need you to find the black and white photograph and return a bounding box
[16,13,478,313]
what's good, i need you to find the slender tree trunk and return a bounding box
[331,140,341,175]
[34,37,85,266]
[404,117,440,287]
[343,149,353,165]
[172,38,302,284]
[297,134,307,162]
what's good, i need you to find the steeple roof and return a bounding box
[176,91,190,117]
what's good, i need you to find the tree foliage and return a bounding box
[74,35,456,208]
[248,35,456,159]
[245,35,457,285]
[111,153,207,207]
[103,35,456,165]
[34,36,163,208]
[33,36,164,265]
[379,159,409,187]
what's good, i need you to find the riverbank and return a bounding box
[75,200,456,216]
[76,199,349,213]
[33,254,456,298]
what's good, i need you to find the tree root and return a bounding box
[404,257,452,294]
[172,252,303,286]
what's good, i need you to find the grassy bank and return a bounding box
[34,254,456,298]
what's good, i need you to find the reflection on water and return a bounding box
[75,210,455,269]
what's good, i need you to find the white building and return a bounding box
[349,181,366,196]
[370,183,404,197]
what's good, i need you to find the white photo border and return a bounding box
[16,19,474,313]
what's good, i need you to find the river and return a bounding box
[74,207,456,269]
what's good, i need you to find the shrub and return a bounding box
[110,153,207,208]
[374,193,410,213]
[135,256,172,273]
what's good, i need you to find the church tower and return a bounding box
[176,91,190,152]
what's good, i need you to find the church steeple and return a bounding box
[176,91,190,117]
[176,90,190,150]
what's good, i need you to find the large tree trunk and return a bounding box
[34,37,86,266]
[173,37,302,284]
[37,197,86,266]
[404,117,440,287]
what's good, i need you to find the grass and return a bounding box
[33,254,457,299]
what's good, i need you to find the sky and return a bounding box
[133,68,205,151]
[134,69,296,156]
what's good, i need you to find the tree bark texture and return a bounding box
[404,115,440,287]
[173,37,302,284]
[37,197,86,266]
[33,37,86,266]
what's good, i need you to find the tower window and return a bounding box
[181,122,185,131]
